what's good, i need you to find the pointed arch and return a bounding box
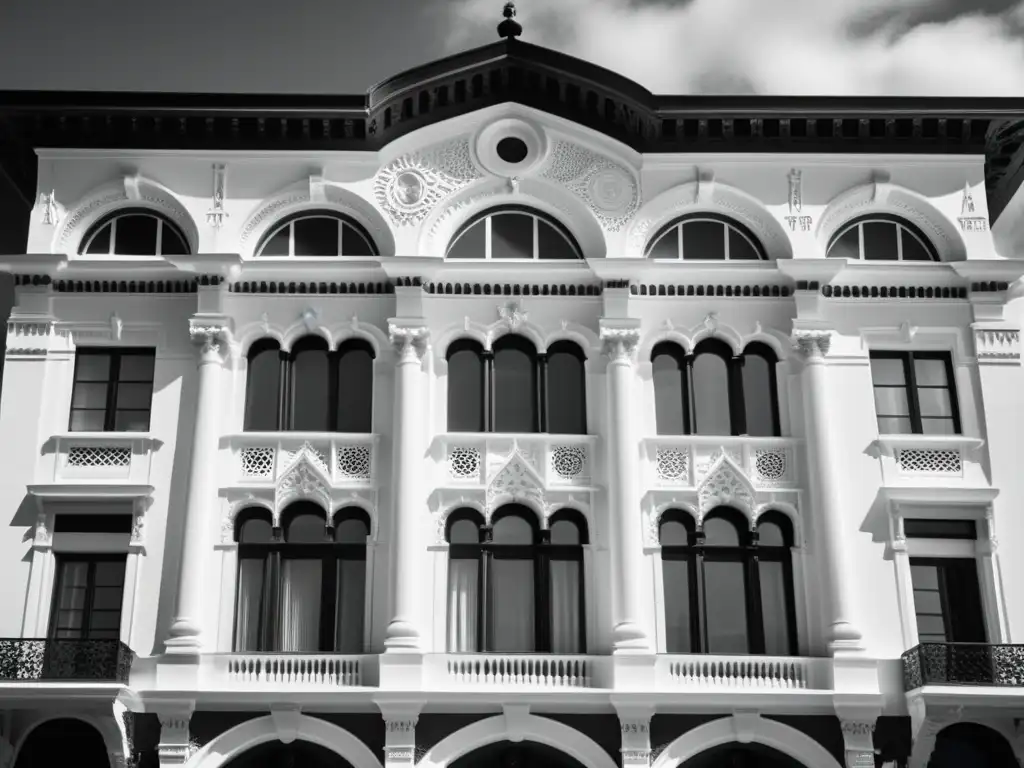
[697,454,756,518]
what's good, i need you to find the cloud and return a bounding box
[444,0,1024,95]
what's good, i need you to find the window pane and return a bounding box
[874,387,911,416]
[869,357,906,386]
[703,516,741,547]
[916,615,947,637]
[336,517,368,543]
[69,411,106,432]
[862,221,900,261]
[742,353,775,436]
[660,520,689,547]
[691,352,731,435]
[292,347,330,431]
[493,344,537,433]
[75,354,112,382]
[84,223,112,254]
[91,586,122,610]
[447,220,486,259]
[245,348,281,431]
[546,349,586,434]
[647,228,679,259]
[293,217,341,257]
[728,228,760,260]
[904,519,977,539]
[235,558,266,651]
[93,561,126,587]
[239,517,274,544]
[447,349,484,432]
[653,352,686,435]
[490,556,535,651]
[550,559,581,653]
[341,223,375,257]
[537,220,578,260]
[449,519,480,544]
[113,215,159,255]
[72,382,109,409]
[116,382,153,410]
[682,220,725,260]
[260,226,291,256]
[113,409,151,432]
[911,564,940,590]
[335,557,365,653]
[901,230,933,261]
[914,590,943,614]
[877,416,913,434]
[336,347,374,433]
[286,513,326,543]
[917,388,953,418]
[757,521,785,547]
[828,226,860,259]
[759,560,791,655]
[161,226,189,256]
[662,557,692,653]
[704,559,749,653]
[550,520,580,545]
[921,418,957,436]
[118,354,155,382]
[447,557,479,652]
[278,559,322,651]
[493,514,533,545]
[491,214,534,259]
[914,358,950,387]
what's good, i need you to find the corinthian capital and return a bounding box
[791,330,831,360]
[188,319,231,362]
[389,323,429,361]
[600,327,641,364]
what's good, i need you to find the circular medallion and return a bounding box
[387,170,427,210]
[587,169,632,213]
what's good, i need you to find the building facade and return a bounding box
[1,9,1024,768]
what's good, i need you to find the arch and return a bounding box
[445,205,584,261]
[254,210,378,258]
[650,715,842,768]
[929,722,1020,768]
[56,174,199,255]
[331,498,377,538]
[753,502,803,547]
[234,506,275,543]
[645,212,768,261]
[421,177,607,259]
[435,325,492,358]
[548,507,591,544]
[79,208,191,256]
[418,713,618,768]
[235,318,388,358]
[816,182,965,262]
[239,179,395,257]
[542,322,600,356]
[640,317,747,361]
[185,713,382,768]
[826,213,938,262]
[13,716,118,768]
[281,325,334,354]
[491,501,545,531]
[625,180,793,260]
[445,506,487,541]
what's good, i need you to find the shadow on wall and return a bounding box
[0,167,30,406]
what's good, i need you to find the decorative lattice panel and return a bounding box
[240,447,275,478]
[656,448,688,483]
[336,445,372,480]
[896,449,962,475]
[67,445,131,468]
[448,447,481,480]
[754,448,788,482]
[550,445,586,480]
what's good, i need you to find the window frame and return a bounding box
[48,553,128,641]
[69,347,156,433]
[644,213,767,261]
[869,350,962,436]
[908,556,988,645]
[253,211,379,258]
[80,210,190,256]
[826,214,938,262]
[445,205,584,261]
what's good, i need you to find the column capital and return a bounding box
[791,329,831,360]
[972,325,1021,362]
[388,321,429,362]
[188,317,232,364]
[840,719,876,768]
[617,709,653,768]
[600,326,641,364]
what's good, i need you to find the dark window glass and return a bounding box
[50,556,127,640]
[447,342,485,432]
[682,220,726,260]
[741,346,778,436]
[546,343,587,434]
[239,516,274,544]
[828,225,861,259]
[161,225,189,256]
[341,223,375,257]
[647,228,679,260]
[653,346,687,435]
[449,518,480,545]
[491,213,534,259]
[869,351,960,435]
[80,212,190,257]
[69,349,155,432]
[84,223,112,254]
[910,558,986,644]
[728,228,759,260]
[904,519,977,540]
[537,219,578,260]
[828,216,937,261]
[493,339,538,433]
[691,346,732,435]
[703,515,742,547]
[293,217,340,257]
[862,221,901,261]
[290,340,330,431]
[901,229,933,261]
[662,554,692,653]
[336,343,374,433]
[53,514,133,534]
[759,559,791,655]
[447,219,487,260]
[260,226,291,257]
[113,214,160,256]
[245,342,282,431]
[286,511,327,543]
[704,557,749,653]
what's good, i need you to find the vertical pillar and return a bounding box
[791,330,863,651]
[840,720,877,768]
[616,708,653,768]
[384,322,429,652]
[382,712,419,768]
[156,710,194,767]
[600,325,649,653]
[164,320,230,654]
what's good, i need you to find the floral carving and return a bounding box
[487,451,543,512]
[697,454,755,516]
[276,447,331,517]
[374,139,482,226]
[497,301,528,332]
[600,328,641,363]
[541,140,639,231]
[389,323,430,361]
[975,328,1020,360]
[791,330,831,360]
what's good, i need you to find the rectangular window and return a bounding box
[49,555,127,640]
[869,351,960,435]
[69,348,156,432]
[909,558,986,644]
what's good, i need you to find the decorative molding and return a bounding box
[271,708,303,744]
[425,281,602,297]
[229,279,393,296]
[57,190,128,247]
[541,140,639,231]
[206,163,228,229]
[275,444,332,517]
[697,451,755,516]
[39,190,61,226]
[487,448,544,514]
[974,328,1020,360]
[388,323,430,361]
[791,330,831,360]
[497,300,528,332]
[788,169,802,214]
[188,320,231,360]
[961,181,976,216]
[600,327,641,364]
[6,319,56,356]
[375,139,482,226]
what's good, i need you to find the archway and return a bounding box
[680,742,810,767]
[451,740,586,768]
[928,723,1018,768]
[223,739,355,768]
[15,718,110,768]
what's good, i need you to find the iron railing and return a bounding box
[0,638,133,683]
[902,642,1024,690]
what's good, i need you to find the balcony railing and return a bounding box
[225,433,378,486]
[642,436,800,488]
[436,433,598,489]
[41,433,158,485]
[426,653,601,689]
[0,639,133,683]
[902,643,1024,690]
[655,654,831,691]
[209,653,369,688]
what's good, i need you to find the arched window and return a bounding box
[645,214,766,261]
[446,505,588,653]
[652,340,780,437]
[80,209,190,256]
[659,508,797,655]
[243,337,376,432]
[446,336,587,434]
[446,206,583,260]
[233,503,369,653]
[255,212,377,257]
[827,214,937,261]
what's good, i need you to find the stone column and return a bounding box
[840,720,876,768]
[792,330,862,651]
[616,708,653,768]
[384,322,429,652]
[600,326,650,653]
[164,320,230,654]
[382,714,419,768]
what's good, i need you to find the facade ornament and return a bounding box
[961,181,976,215]
[497,300,528,332]
[388,323,430,361]
[497,1,523,39]
[300,307,319,333]
[40,190,60,226]
[541,140,639,231]
[487,450,543,515]
[156,712,193,766]
[695,167,715,204]
[840,720,876,768]
[259,312,271,335]
[600,327,641,364]
[508,176,520,194]
[33,510,50,547]
[131,508,145,545]
[788,169,802,214]
[374,139,481,226]
[109,312,124,341]
[275,448,331,518]
[206,163,228,229]
[697,453,755,517]
[702,312,719,335]
[188,321,231,360]
[309,172,327,204]
[974,328,1020,360]
[791,330,831,360]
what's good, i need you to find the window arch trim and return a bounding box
[826,213,939,262]
[79,208,192,256]
[645,212,768,261]
[445,204,584,261]
[254,210,380,258]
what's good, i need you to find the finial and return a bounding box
[498,1,523,39]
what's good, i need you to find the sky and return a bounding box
[1,0,1024,96]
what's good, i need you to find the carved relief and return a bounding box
[389,323,430,361]
[6,320,54,356]
[58,190,129,247]
[240,193,308,242]
[487,450,544,514]
[791,330,831,360]
[497,301,528,332]
[276,447,332,519]
[975,328,1020,360]
[40,190,61,226]
[788,169,802,214]
[206,163,229,229]
[697,453,755,516]
[541,140,639,231]
[600,327,641,364]
[189,322,231,360]
[375,139,482,226]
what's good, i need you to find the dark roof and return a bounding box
[2,38,1024,220]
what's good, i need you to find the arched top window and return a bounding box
[334,507,371,543]
[827,214,937,262]
[646,214,766,261]
[80,209,190,256]
[235,508,275,544]
[446,206,583,261]
[255,211,378,258]
[756,510,795,548]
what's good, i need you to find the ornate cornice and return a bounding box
[974,327,1021,360]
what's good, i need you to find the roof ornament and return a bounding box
[498,1,523,39]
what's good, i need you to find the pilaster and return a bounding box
[156,707,196,768]
[615,706,653,768]
[840,719,876,768]
[380,704,422,768]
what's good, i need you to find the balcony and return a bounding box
[436,433,598,490]
[642,436,800,489]
[39,432,158,486]
[203,653,374,690]
[655,654,831,692]
[903,643,1024,690]
[225,433,379,488]
[870,435,987,488]
[0,639,133,683]
[425,653,602,690]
